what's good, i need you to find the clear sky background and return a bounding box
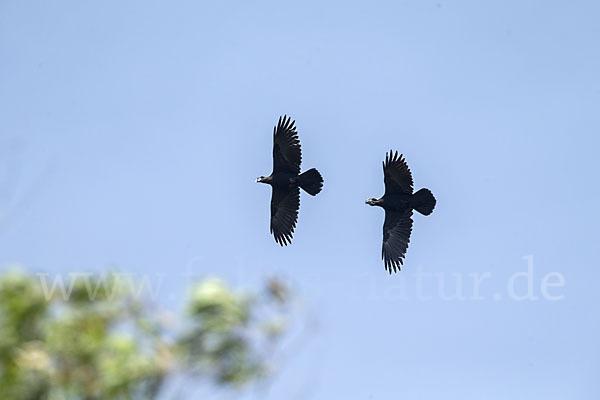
[1,0,599,398]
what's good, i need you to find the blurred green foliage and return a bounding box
[0,270,291,399]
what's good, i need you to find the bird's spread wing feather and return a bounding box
[382,210,413,273]
[383,151,413,195]
[270,185,300,246]
[273,115,302,174]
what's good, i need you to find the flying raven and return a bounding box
[366,151,436,273]
[256,116,323,246]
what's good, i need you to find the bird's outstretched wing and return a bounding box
[270,185,300,246]
[383,151,413,195]
[382,210,413,273]
[273,115,302,174]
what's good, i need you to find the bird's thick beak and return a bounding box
[365,199,369,204]
[255,178,259,182]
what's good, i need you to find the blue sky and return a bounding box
[1,0,599,398]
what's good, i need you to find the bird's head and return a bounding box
[365,198,380,206]
[255,176,268,184]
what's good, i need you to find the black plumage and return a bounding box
[256,116,323,245]
[366,151,436,273]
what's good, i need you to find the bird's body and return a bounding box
[256,116,323,246]
[366,151,436,273]
[374,193,411,211]
[265,171,296,188]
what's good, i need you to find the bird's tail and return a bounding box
[296,168,323,196]
[411,188,436,216]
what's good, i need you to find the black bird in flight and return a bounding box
[256,116,323,246]
[366,151,436,273]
